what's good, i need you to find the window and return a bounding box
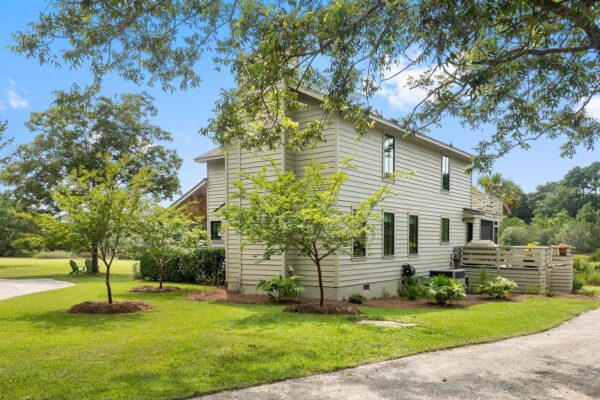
[441,218,450,242]
[441,155,450,191]
[466,222,474,243]
[210,221,222,241]
[480,220,493,242]
[383,134,395,177]
[383,212,395,256]
[352,209,367,258]
[409,215,418,255]
[352,238,366,258]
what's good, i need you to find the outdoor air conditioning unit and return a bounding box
[429,269,467,286]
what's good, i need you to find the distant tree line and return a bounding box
[477,162,600,253]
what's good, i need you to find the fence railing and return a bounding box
[460,246,573,292]
[471,192,504,215]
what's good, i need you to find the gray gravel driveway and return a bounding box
[199,307,600,400]
[0,278,75,300]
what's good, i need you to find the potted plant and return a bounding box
[523,242,539,267]
[557,243,569,257]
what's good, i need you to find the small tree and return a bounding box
[221,158,403,307]
[127,203,208,289]
[21,157,152,304]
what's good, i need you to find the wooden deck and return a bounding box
[471,192,504,216]
[460,246,573,292]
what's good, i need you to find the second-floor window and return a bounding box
[409,215,419,255]
[210,221,222,241]
[441,155,450,191]
[384,134,395,177]
[383,212,394,256]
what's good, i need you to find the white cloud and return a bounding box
[5,89,29,109]
[377,63,430,112]
[583,96,600,120]
[376,49,459,114]
[0,78,29,110]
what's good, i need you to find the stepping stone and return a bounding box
[357,320,416,328]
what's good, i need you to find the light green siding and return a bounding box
[207,93,488,299]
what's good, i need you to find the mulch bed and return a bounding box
[185,288,599,313]
[186,288,272,304]
[68,301,154,314]
[130,285,182,293]
[284,303,361,315]
[186,288,361,314]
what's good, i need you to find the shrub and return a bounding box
[573,275,585,291]
[589,248,600,262]
[399,284,422,301]
[526,285,541,295]
[138,247,225,285]
[422,275,466,305]
[132,262,142,280]
[257,275,305,302]
[477,276,518,299]
[348,293,365,304]
[574,255,593,272]
[545,289,557,297]
[586,272,600,286]
[399,277,423,301]
[478,268,491,285]
[575,289,596,297]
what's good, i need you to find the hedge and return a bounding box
[138,247,226,285]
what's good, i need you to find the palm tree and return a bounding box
[477,173,523,215]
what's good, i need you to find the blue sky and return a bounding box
[0,1,598,197]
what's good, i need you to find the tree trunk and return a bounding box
[106,264,113,304]
[90,245,100,273]
[159,260,164,289]
[316,259,324,308]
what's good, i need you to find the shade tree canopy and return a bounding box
[0,86,182,212]
[11,0,600,170]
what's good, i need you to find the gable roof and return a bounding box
[294,86,473,162]
[193,87,474,163]
[194,148,224,163]
[171,178,207,207]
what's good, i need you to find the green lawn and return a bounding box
[1,257,599,400]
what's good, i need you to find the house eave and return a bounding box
[171,178,207,207]
[294,86,473,162]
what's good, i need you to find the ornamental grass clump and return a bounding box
[478,276,518,299]
[422,275,466,305]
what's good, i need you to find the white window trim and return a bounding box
[408,213,419,256]
[382,132,396,179]
[441,154,450,192]
[382,210,395,258]
[440,217,451,244]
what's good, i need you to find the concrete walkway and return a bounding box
[0,278,75,300]
[199,307,600,400]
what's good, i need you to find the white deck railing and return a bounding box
[460,246,573,292]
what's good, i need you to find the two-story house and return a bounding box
[195,87,503,300]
